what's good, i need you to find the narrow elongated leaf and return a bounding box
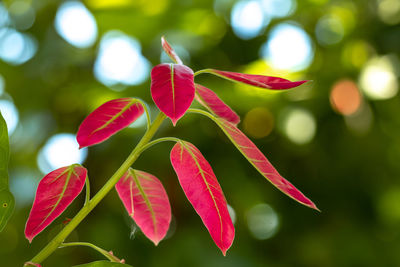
[151,63,195,125]
[115,169,171,245]
[195,84,240,125]
[214,118,318,210]
[73,261,132,267]
[204,69,308,89]
[170,141,234,255]
[77,98,144,148]
[25,164,87,242]
[161,36,183,65]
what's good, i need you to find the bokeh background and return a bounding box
[0,0,400,266]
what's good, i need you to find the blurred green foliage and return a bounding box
[1,0,400,266]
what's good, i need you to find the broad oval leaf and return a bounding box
[215,118,318,210]
[77,98,144,148]
[170,141,234,255]
[73,261,132,267]
[25,164,87,242]
[205,69,308,90]
[151,63,195,125]
[195,84,240,125]
[161,36,183,65]
[115,169,171,245]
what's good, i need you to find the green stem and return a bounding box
[59,242,121,262]
[136,99,151,131]
[187,108,216,121]
[29,112,167,265]
[137,136,181,154]
[84,176,90,206]
[193,69,212,76]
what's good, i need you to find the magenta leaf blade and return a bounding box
[77,98,144,148]
[151,63,195,125]
[170,141,234,255]
[195,84,240,125]
[207,69,308,90]
[115,169,171,245]
[216,118,318,210]
[25,164,87,242]
[161,36,183,65]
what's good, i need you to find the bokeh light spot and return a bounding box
[243,107,274,139]
[37,133,87,174]
[330,79,362,116]
[231,0,268,40]
[0,28,37,65]
[54,1,98,48]
[377,0,400,25]
[0,99,19,135]
[94,31,150,89]
[261,22,314,71]
[227,204,236,225]
[10,168,39,207]
[247,203,279,240]
[261,0,296,18]
[9,0,36,30]
[315,15,344,45]
[282,108,316,145]
[359,56,398,100]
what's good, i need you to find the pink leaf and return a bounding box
[161,36,183,65]
[170,141,234,255]
[115,169,171,245]
[195,84,240,125]
[205,69,308,89]
[216,118,318,210]
[77,98,144,148]
[151,63,195,125]
[25,164,87,242]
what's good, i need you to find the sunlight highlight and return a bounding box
[359,56,398,100]
[54,1,98,48]
[231,0,267,39]
[94,31,150,89]
[283,108,316,145]
[261,22,314,71]
[37,133,87,174]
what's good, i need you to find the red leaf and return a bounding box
[161,36,183,65]
[151,63,195,125]
[216,118,318,210]
[205,69,308,89]
[25,164,87,242]
[77,98,144,148]
[195,84,240,125]
[170,141,234,255]
[115,169,171,245]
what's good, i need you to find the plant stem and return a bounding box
[29,112,166,265]
[59,242,121,262]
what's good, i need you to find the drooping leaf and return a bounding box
[77,98,144,148]
[161,36,183,65]
[195,84,240,125]
[214,118,318,210]
[151,63,195,125]
[25,164,87,242]
[24,262,42,267]
[115,169,171,245]
[73,261,132,267]
[202,69,308,89]
[170,141,234,255]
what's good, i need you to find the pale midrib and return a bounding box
[33,167,74,232]
[180,142,224,245]
[170,64,176,116]
[89,100,138,137]
[132,170,157,235]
